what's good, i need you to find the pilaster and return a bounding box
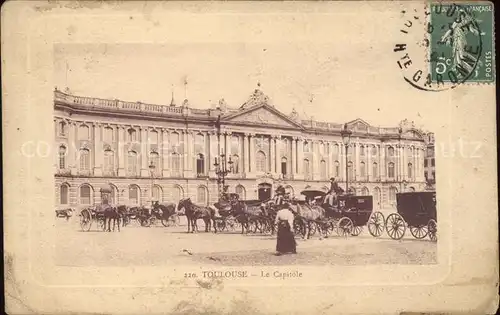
[93,123,103,176]
[140,127,149,177]
[117,125,126,176]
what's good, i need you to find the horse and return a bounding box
[177,198,217,233]
[151,201,178,225]
[230,200,265,234]
[100,204,126,232]
[289,199,326,240]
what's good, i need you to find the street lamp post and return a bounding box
[214,149,233,200]
[340,124,352,194]
[148,161,156,205]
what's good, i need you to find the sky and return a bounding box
[54,39,442,131]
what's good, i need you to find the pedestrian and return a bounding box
[274,202,297,256]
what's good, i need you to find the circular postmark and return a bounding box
[394,2,485,91]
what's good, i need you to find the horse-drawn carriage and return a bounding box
[133,202,180,227]
[385,191,437,241]
[79,187,114,231]
[295,189,385,238]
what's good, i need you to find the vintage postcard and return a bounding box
[3,1,498,314]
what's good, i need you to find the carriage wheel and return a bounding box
[123,216,131,227]
[410,225,429,239]
[323,220,335,237]
[161,218,169,227]
[351,226,363,236]
[386,213,406,240]
[262,220,273,234]
[337,217,354,237]
[428,219,437,242]
[367,211,385,237]
[79,209,92,231]
[140,217,151,227]
[98,217,106,231]
[216,219,226,232]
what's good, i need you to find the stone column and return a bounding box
[93,123,103,176]
[183,130,193,177]
[367,144,372,181]
[117,126,126,176]
[140,127,149,177]
[380,144,386,180]
[249,133,256,173]
[270,135,276,173]
[275,136,280,175]
[68,121,77,173]
[243,133,250,174]
[291,137,297,176]
[296,137,304,180]
[354,142,360,181]
[162,129,170,177]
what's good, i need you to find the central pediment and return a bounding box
[222,105,304,130]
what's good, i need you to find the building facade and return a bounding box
[54,88,427,209]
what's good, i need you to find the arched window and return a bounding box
[236,185,246,200]
[79,149,90,170]
[372,162,378,178]
[171,153,181,176]
[388,162,395,178]
[59,122,67,136]
[79,184,92,205]
[360,162,366,177]
[152,185,162,202]
[334,160,340,177]
[129,185,140,205]
[104,150,114,174]
[195,133,205,152]
[320,160,327,180]
[256,151,267,172]
[109,184,118,204]
[332,143,339,156]
[103,127,114,143]
[359,145,365,156]
[319,142,325,154]
[303,141,310,153]
[409,187,416,192]
[196,153,205,176]
[389,186,398,202]
[281,157,287,176]
[59,146,66,169]
[371,146,377,157]
[60,184,69,205]
[388,146,395,157]
[171,132,180,152]
[149,130,158,144]
[128,128,137,142]
[127,151,138,175]
[303,159,311,180]
[231,135,239,153]
[347,161,353,179]
[361,187,369,196]
[172,185,184,203]
[78,125,90,140]
[197,186,208,205]
[407,163,413,179]
[232,155,239,174]
[149,152,159,174]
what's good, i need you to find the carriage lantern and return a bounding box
[340,124,353,193]
[214,149,233,199]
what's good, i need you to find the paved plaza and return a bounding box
[56,211,437,267]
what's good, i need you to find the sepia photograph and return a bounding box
[3,1,497,314]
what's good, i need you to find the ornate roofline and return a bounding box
[53,88,428,140]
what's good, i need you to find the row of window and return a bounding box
[59,183,407,207]
[59,145,417,179]
[58,122,425,158]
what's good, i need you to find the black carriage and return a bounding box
[385,191,437,241]
[79,187,112,231]
[299,189,385,238]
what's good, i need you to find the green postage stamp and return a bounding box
[429,2,495,83]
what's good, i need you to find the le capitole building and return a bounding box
[54,86,428,209]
